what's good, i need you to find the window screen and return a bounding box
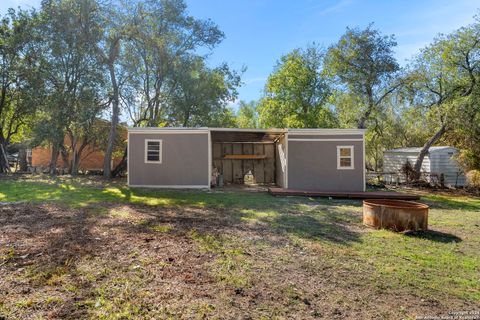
[145,140,162,163]
[337,146,354,169]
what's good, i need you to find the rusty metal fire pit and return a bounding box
[363,199,428,232]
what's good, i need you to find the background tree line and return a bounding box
[249,19,480,176]
[0,0,479,178]
[0,0,242,176]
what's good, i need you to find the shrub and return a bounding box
[401,160,416,183]
[466,170,480,189]
[457,150,480,172]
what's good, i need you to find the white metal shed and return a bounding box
[383,146,466,187]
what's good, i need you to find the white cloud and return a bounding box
[314,0,353,17]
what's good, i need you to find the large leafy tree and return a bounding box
[2,0,241,176]
[324,24,400,129]
[257,46,336,128]
[446,94,480,170]
[167,57,241,127]
[36,0,107,174]
[0,9,41,172]
[109,0,239,175]
[236,100,258,128]
[406,18,480,174]
[125,0,225,127]
[364,101,431,171]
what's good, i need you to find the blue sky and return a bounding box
[1,0,478,106]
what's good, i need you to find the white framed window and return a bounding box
[145,139,162,163]
[337,146,354,170]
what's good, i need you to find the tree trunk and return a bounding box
[413,124,447,179]
[49,145,59,174]
[0,143,11,173]
[111,146,127,178]
[71,150,80,175]
[69,136,77,175]
[71,140,89,176]
[60,145,69,172]
[357,90,374,129]
[357,116,367,130]
[103,61,120,178]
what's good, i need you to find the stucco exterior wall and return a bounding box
[31,125,127,171]
[128,132,209,187]
[287,134,364,191]
[32,144,124,170]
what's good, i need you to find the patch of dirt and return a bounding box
[0,203,218,318]
[0,202,476,319]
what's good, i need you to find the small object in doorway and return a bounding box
[244,170,256,185]
[211,167,219,187]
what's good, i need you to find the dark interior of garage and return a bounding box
[210,130,285,187]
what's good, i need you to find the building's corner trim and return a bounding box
[127,131,131,187]
[208,130,212,189]
[285,131,289,189]
[363,135,366,192]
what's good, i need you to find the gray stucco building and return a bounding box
[128,127,366,191]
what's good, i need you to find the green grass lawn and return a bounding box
[0,175,479,319]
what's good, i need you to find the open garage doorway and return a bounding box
[210,129,286,188]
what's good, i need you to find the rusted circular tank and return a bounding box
[363,199,428,232]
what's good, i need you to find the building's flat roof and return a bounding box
[287,128,366,135]
[128,127,210,131]
[128,127,366,135]
[385,146,457,153]
[209,128,286,133]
